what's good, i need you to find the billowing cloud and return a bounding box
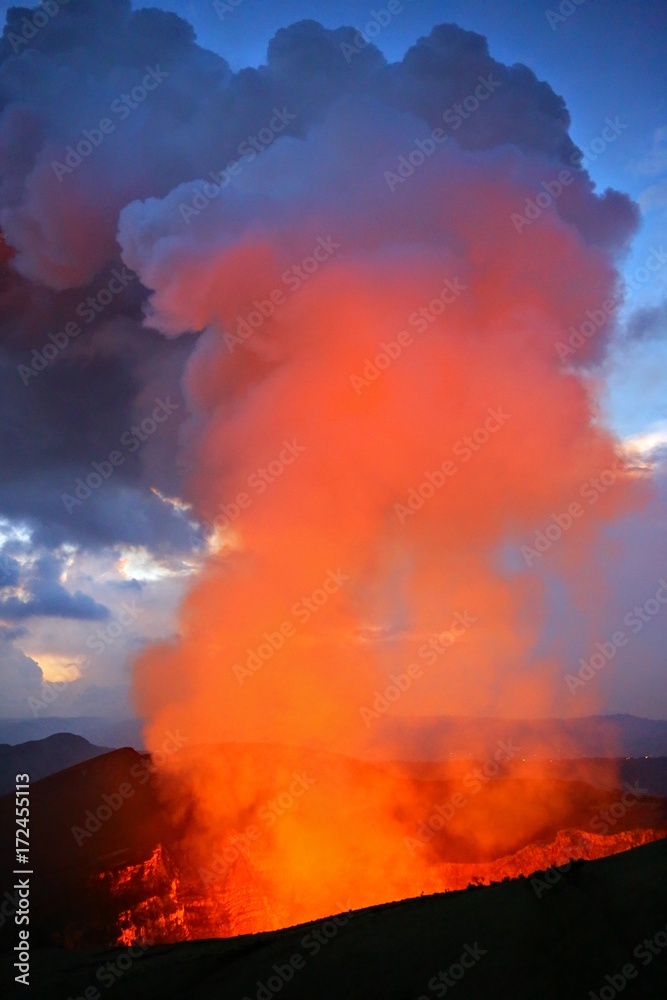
[0,8,639,563]
[0,0,663,925]
[625,300,667,341]
[0,551,109,619]
[121,78,642,733]
[1,12,637,291]
[0,630,43,716]
[108,13,655,922]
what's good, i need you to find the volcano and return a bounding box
[14,837,667,1000]
[1,738,665,950]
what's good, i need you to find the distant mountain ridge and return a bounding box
[1,713,667,759]
[0,716,144,749]
[374,713,667,760]
[0,732,112,795]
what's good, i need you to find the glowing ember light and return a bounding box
[114,24,653,936]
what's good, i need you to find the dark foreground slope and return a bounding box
[14,838,667,1000]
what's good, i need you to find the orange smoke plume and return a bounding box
[120,94,646,930]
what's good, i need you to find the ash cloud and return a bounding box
[0,4,632,562]
[1,9,636,292]
[112,21,641,746]
[0,4,644,697]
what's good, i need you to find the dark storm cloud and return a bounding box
[0,587,106,619]
[0,325,199,549]
[625,301,667,341]
[0,623,27,640]
[380,25,637,252]
[1,8,637,290]
[382,24,577,160]
[0,551,20,587]
[0,550,109,619]
[0,3,639,558]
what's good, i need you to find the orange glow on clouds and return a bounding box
[125,109,648,930]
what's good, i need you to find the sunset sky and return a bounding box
[0,0,665,726]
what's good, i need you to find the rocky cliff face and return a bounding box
[9,742,663,949]
[98,825,666,945]
[425,826,666,893]
[99,845,188,945]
